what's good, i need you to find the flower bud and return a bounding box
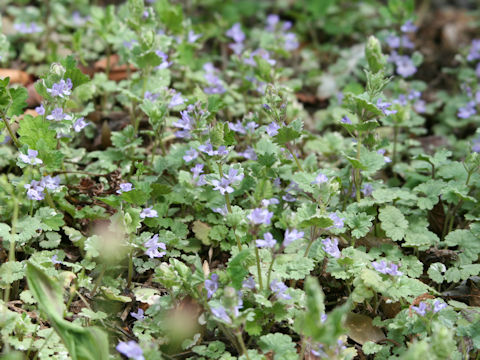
[365,36,386,73]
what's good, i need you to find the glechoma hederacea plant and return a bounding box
[0,0,479,359]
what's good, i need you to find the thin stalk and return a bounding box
[235,330,251,360]
[4,197,18,302]
[90,264,107,297]
[288,147,303,172]
[266,252,276,288]
[127,250,134,289]
[303,226,317,257]
[2,116,20,148]
[44,190,57,210]
[354,134,362,202]
[392,126,398,168]
[254,247,263,291]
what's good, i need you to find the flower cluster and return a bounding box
[270,279,291,300]
[226,23,245,55]
[247,207,273,226]
[203,63,226,94]
[14,22,42,34]
[116,341,144,360]
[47,78,73,98]
[322,237,341,258]
[372,260,403,276]
[411,300,447,316]
[19,149,42,165]
[205,273,219,299]
[386,20,418,78]
[24,175,61,201]
[144,234,166,258]
[211,168,244,195]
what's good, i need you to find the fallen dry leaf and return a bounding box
[0,69,31,85]
[344,312,385,345]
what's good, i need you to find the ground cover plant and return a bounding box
[0,0,480,359]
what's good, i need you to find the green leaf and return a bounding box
[428,263,446,283]
[445,229,480,265]
[258,333,297,360]
[61,56,90,89]
[227,250,254,289]
[379,206,408,241]
[345,212,373,239]
[192,220,211,245]
[7,87,28,117]
[273,126,301,145]
[17,115,57,150]
[0,261,24,286]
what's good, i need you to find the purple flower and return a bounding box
[188,30,201,43]
[401,20,417,33]
[311,344,327,358]
[476,63,480,78]
[140,206,158,219]
[226,23,245,43]
[19,149,43,165]
[51,254,61,265]
[205,274,219,299]
[14,22,43,34]
[361,183,373,196]
[472,136,480,153]
[212,205,228,216]
[116,341,144,360]
[341,116,352,124]
[394,55,417,78]
[130,308,145,321]
[244,49,276,67]
[211,178,234,195]
[372,261,402,276]
[433,300,447,313]
[283,228,304,247]
[261,198,279,207]
[211,306,232,324]
[242,276,256,289]
[144,234,166,258]
[25,180,45,201]
[372,260,389,274]
[387,263,403,276]
[198,141,216,156]
[283,33,299,51]
[312,172,328,185]
[321,314,327,323]
[190,164,204,180]
[46,108,71,121]
[265,14,279,31]
[413,100,426,113]
[247,208,273,225]
[283,21,292,30]
[47,79,72,98]
[225,168,244,184]
[144,91,160,102]
[123,39,138,49]
[245,121,258,133]
[468,39,480,61]
[322,237,341,258]
[228,121,246,134]
[35,104,45,115]
[328,213,344,230]
[229,42,244,55]
[203,63,226,94]
[117,182,134,194]
[377,99,398,116]
[40,175,60,190]
[266,122,280,136]
[173,110,194,139]
[256,232,276,248]
[386,34,401,49]
[458,101,476,119]
[73,117,89,132]
[408,90,421,100]
[183,148,198,162]
[155,50,171,70]
[237,147,257,160]
[270,280,291,300]
[169,91,185,108]
[377,149,392,163]
[412,301,428,316]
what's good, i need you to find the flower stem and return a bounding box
[4,197,18,302]
[2,116,20,148]
[266,252,276,288]
[288,147,303,172]
[127,249,134,289]
[254,246,263,291]
[235,330,251,360]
